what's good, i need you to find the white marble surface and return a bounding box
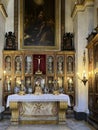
[6,94,71,107]
[7,124,71,130]
[0,118,96,130]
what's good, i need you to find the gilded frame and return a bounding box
[19,0,61,51]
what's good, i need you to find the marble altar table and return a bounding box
[7,94,70,124]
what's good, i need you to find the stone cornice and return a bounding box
[0,4,8,18]
[71,0,94,19]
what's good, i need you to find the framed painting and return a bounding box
[20,0,61,51]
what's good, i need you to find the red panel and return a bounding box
[33,55,46,74]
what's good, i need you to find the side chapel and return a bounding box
[0,0,98,128]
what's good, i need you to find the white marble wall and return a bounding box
[65,0,73,32]
[0,0,9,10]
[0,0,14,114]
[0,11,6,113]
[5,0,14,32]
[73,2,94,113]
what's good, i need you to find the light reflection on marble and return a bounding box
[0,118,96,130]
[66,119,96,130]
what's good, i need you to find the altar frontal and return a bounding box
[7,94,70,124]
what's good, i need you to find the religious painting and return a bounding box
[20,0,61,50]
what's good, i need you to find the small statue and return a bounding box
[34,82,43,95]
[53,80,59,95]
[35,56,42,74]
[67,56,73,73]
[19,80,26,95]
[4,32,17,50]
[62,33,74,51]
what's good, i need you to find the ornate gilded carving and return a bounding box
[9,101,67,124]
[4,32,17,50]
[9,102,19,124]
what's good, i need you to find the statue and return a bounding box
[53,80,59,95]
[34,82,43,95]
[35,56,42,74]
[18,80,26,95]
[62,33,74,51]
[4,32,17,50]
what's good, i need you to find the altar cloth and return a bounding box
[6,94,70,107]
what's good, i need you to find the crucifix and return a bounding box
[35,56,42,74]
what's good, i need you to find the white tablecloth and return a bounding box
[6,94,70,107]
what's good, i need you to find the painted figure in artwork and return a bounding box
[24,0,55,46]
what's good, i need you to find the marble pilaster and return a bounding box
[72,0,94,119]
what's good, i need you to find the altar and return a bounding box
[7,94,70,124]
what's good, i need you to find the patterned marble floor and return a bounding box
[0,118,96,130]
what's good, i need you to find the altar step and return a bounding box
[3,108,11,119]
[66,107,74,118]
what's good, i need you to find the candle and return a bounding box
[4,70,6,76]
[83,70,86,78]
[69,78,73,84]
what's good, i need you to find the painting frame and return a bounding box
[19,0,61,51]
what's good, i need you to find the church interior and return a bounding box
[0,0,98,130]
